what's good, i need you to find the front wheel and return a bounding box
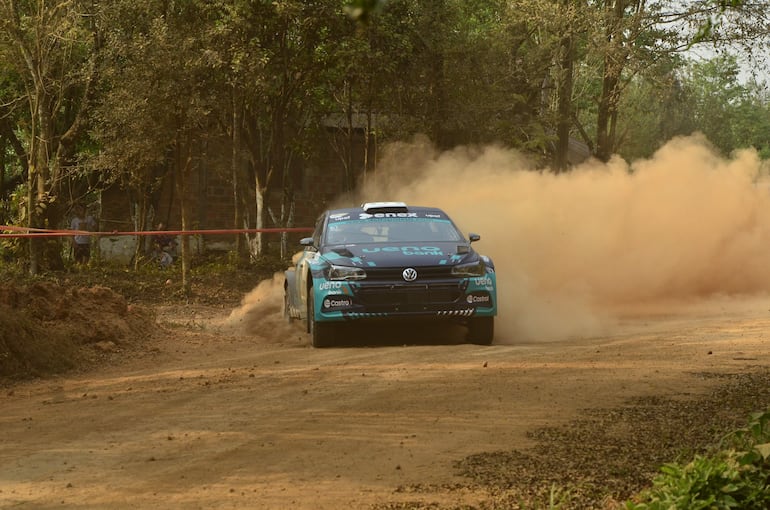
[467,316,494,345]
[308,291,335,348]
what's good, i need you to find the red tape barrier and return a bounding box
[0,225,313,239]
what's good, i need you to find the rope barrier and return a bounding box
[0,225,313,239]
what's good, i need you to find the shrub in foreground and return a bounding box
[627,409,770,509]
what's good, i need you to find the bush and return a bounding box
[627,409,770,509]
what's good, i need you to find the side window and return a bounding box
[312,215,325,247]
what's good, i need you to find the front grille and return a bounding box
[364,266,454,280]
[355,281,464,312]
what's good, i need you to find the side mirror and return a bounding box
[468,233,481,243]
[300,237,314,247]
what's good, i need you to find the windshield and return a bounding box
[325,217,463,245]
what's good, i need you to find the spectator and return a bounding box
[70,204,96,264]
[151,222,176,268]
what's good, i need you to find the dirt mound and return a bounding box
[0,281,155,382]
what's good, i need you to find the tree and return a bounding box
[587,0,686,162]
[0,0,100,273]
[93,0,218,293]
[608,60,692,161]
[680,54,770,156]
[203,0,268,264]
[496,0,591,167]
[367,0,558,155]
[237,0,348,258]
[553,0,580,171]
[0,64,28,227]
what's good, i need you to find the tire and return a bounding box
[308,291,335,348]
[283,287,292,324]
[467,316,494,345]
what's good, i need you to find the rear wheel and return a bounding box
[308,291,335,348]
[283,286,292,324]
[467,316,494,345]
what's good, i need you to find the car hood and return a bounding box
[320,241,476,268]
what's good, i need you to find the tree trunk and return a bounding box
[280,189,294,260]
[232,89,248,264]
[132,191,150,270]
[0,137,5,219]
[27,162,39,275]
[176,135,193,297]
[553,9,575,173]
[595,0,625,162]
[254,186,266,258]
[28,90,65,271]
[429,21,447,148]
[364,110,372,187]
[26,96,44,275]
[596,71,620,161]
[345,80,355,192]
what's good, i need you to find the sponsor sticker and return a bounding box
[473,276,493,287]
[466,292,492,306]
[359,212,419,220]
[318,281,343,291]
[322,295,353,311]
[362,246,443,256]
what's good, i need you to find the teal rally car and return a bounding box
[283,202,497,347]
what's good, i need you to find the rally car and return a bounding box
[283,202,497,347]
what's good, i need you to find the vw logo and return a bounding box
[402,268,418,282]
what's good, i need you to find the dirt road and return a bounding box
[3,297,770,509]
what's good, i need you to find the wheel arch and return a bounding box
[305,270,315,324]
[284,270,299,320]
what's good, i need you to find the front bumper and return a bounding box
[311,273,497,322]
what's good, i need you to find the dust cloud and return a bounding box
[225,273,304,343]
[233,133,770,344]
[350,133,770,342]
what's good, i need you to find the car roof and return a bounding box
[326,204,447,216]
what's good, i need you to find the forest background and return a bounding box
[1,0,770,291]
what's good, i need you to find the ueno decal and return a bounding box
[362,246,442,255]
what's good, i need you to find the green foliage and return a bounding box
[611,52,770,161]
[0,182,28,263]
[3,0,770,273]
[627,408,770,510]
[0,2,99,182]
[93,0,215,182]
[344,0,386,23]
[676,55,770,157]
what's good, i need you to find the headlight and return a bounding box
[451,260,485,277]
[327,264,367,281]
